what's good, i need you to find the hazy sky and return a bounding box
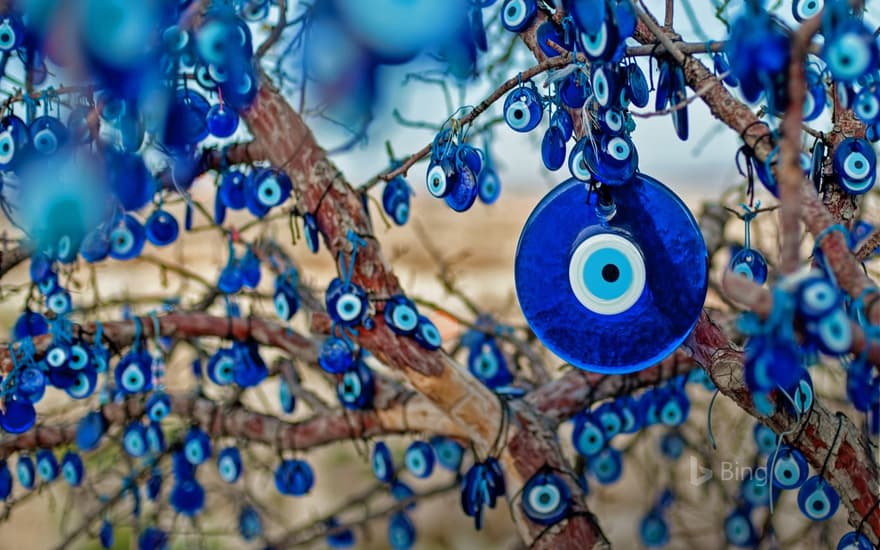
[305,0,873,201]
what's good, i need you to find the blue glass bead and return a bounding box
[336,361,375,409]
[501,0,537,32]
[768,444,808,490]
[144,209,179,247]
[521,471,571,525]
[730,248,768,284]
[206,104,239,137]
[319,337,355,374]
[170,478,205,516]
[404,441,435,479]
[797,475,839,521]
[503,85,543,133]
[274,459,314,496]
[61,452,84,486]
[217,447,243,483]
[515,175,708,373]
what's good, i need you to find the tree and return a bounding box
[0,0,877,548]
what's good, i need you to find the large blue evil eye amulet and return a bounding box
[515,175,708,373]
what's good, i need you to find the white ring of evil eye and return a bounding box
[592,68,610,106]
[606,137,630,161]
[527,483,561,514]
[843,151,872,180]
[335,293,363,322]
[47,347,67,368]
[569,233,646,315]
[582,25,608,57]
[502,0,528,28]
[505,100,531,131]
[426,164,447,197]
[49,292,71,314]
[604,110,622,133]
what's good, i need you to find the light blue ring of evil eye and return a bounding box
[575,240,640,308]
[515,174,708,374]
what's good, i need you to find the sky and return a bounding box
[302,0,870,200]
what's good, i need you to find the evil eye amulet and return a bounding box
[515,174,708,373]
[109,214,146,261]
[797,475,839,521]
[251,169,292,208]
[0,115,29,169]
[145,210,179,247]
[730,248,768,284]
[61,452,84,486]
[336,361,375,409]
[832,137,876,194]
[724,508,758,547]
[326,278,368,326]
[768,444,808,490]
[217,447,243,483]
[372,441,395,483]
[837,531,873,550]
[404,441,435,478]
[521,471,571,525]
[503,86,543,133]
[384,294,420,335]
[29,116,67,156]
[501,0,537,32]
[382,177,411,225]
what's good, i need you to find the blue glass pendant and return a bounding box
[724,508,758,547]
[61,452,85,486]
[145,210,179,247]
[521,471,571,525]
[833,137,876,194]
[17,455,34,489]
[404,441,435,479]
[503,85,543,133]
[430,436,463,472]
[274,458,314,496]
[797,475,839,521]
[184,427,212,465]
[837,531,873,550]
[372,441,395,483]
[730,248,768,284]
[768,444,808,490]
[515,175,708,373]
[76,411,106,450]
[501,0,537,32]
[109,214,146,261]
[217,446,243,483]
[336,361,375,409]
[0,398,36,433]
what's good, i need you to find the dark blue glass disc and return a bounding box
[514,174,707,373]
